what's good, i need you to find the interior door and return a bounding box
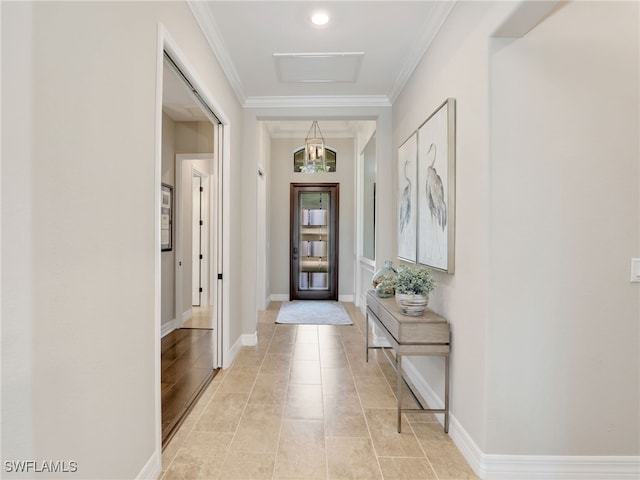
[290,183,339,300]
[192,174,202,306]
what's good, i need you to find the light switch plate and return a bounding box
[631,258,640,283]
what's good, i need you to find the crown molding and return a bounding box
[493,0,566,38]
[187,0,247,105]
[388,0,456,104]
[243,95,391,109]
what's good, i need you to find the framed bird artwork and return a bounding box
[397,131,418,263]
[417,98,456,273]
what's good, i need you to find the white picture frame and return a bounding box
[397,131,418,263]
[417,98,455,273]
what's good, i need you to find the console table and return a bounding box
[365,290,450,433]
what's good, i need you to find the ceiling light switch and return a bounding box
[631,258,640,283]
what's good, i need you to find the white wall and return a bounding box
[1,1,35,462]
[394,0,510,450]
[269,137,356,299]
[393,0,639,467]
[487,0,639,455]
[1,1,243,478]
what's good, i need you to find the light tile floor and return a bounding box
[183,306,214,329]
[161,302,478,480]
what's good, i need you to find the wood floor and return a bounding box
[161,328,217,447]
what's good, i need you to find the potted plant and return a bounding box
[392,265,436,316]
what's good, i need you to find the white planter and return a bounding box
[395,292,429,316]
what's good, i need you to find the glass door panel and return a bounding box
[299,192,330,292]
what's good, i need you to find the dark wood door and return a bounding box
[290,183,339,300]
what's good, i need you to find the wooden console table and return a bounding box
[365,290,450,433]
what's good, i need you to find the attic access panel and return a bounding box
[274,52,364,83]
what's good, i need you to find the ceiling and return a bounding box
[163,1,456,136]
[188,1,456,107]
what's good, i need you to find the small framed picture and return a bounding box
[161,183,173,252]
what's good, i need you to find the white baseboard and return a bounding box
[359,295,367,316]
[358,288,371,314]
[182,308,192,321]
[135,450,161,480]
[242,332,257,347]
[402,357,446,425]
[161,319,177,338]
[226,335,243,369]
[401,358,640,480]
[478,454,640,480]
[260,296,271,310]
[270,294,289,302]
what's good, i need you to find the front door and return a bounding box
[290,183,339,300]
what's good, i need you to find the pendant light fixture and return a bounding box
[302,120,327,173]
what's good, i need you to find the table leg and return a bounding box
[397,352,402,433]
[444,353,450,433]
[365,312,369,362]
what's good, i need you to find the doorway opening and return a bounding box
[159,47,223,447]
[183,167,214,329]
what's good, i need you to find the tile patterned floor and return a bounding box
[161,302,478,479]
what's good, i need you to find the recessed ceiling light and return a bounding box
[311,12,330,26]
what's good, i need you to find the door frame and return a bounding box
[155,23,229,467]
[290,183,340,301]
[256,164,268,309]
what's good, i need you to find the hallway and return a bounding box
[161,303,477,479]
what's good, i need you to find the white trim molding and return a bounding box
[242,332,258,347]
[161,320,177,338]
[270,294,290,302]
[135,451,161,480]
[358,259,375,315]
[388,1,456,103]
[401,359,640,480]
[187,0,246,105]
[226,335,243,369]
[402,358,447,426]
[478,454,640,480]
[261,295,271,311]
[244,95,391,109]
[338,295,354,303]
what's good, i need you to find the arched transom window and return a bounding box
[293,147,337,173]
